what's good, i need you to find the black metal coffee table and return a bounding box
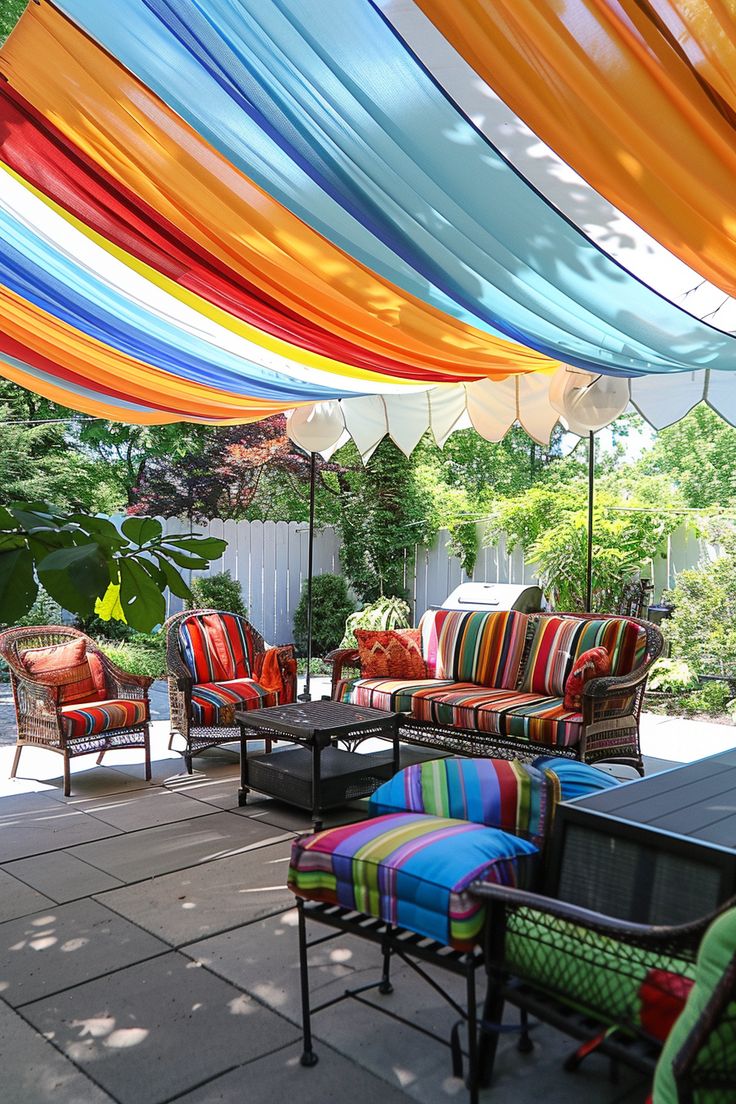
[235,699,399,829]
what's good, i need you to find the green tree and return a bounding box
[664,526,736,677]
[0,0,26,43]
[638,406,736,508]
[337,438,436,602]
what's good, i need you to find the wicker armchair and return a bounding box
[471,882,736,1100]
[164,609,297,773]
[0,625,152,797]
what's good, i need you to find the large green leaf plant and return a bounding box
[0,504,226,632]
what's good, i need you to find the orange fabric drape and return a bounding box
[417,0,736,297]
[0,2,557,382]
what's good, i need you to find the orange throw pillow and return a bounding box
[355,628,427,680]
[563,646,610,710]
[21,638,106,705]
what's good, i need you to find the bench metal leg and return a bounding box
[297,898,319,1068]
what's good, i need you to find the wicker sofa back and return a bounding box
[330,609,663,774]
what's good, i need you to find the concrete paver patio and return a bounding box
[0,678,733,1104]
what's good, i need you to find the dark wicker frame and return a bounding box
[470,883,736,1099]
[328,613,664,774]
[0,625,152,797]
[164,608,297,773]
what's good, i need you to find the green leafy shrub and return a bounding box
[646,658,698,694]
[664,529,736,677]
[341,595,412,649]
[100,635,166,679]
[187,571,247,618]
[293,574,355,657]
[679,680,731,716]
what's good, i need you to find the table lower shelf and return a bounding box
[243,744,396,812]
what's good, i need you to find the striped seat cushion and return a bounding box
[411,685,583,748]
[418,609,528,688]
[369,758,559,845]
[288,813,538,950]
[178,613,255,682]
[336,676,459,712]
[190,678,276,726]
[60,698,149,739]
[522,616,647,697]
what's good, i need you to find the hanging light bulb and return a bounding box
[287,402,346,454]
[549,366,630,435]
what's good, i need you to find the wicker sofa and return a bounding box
[330,609,663,774]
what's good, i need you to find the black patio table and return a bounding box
[235,699,399,829]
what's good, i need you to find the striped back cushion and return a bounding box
[522,615,647,696]
[178,613,254,682]
[369,757,559,846]
[418,609,528,688]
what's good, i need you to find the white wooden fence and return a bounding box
[158,516,713,644]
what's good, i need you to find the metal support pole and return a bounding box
[300,451,317,702]
[586,430,594,613]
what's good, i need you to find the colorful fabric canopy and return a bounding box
[415,0,736,298]
[0,0,734,429]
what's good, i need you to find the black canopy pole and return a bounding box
[300,450,317,702]
[586,430,594,613]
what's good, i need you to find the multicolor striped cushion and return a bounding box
[411,685,583,748]
[521,616,647,696]
[178,613,255,683]
[60,697,149,739]
[190,678,275,726]
[288,813,538,950]
[336,676,461,712]
[418,609,528,688]
[368,758,559,846]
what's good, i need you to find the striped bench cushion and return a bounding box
[418,609,528,688]
[336,676,462,713]
[411,685,583,748]
[60,698,149,739]
[522,616,647,697]
[369,758,559,845]
[288,812,538,950]
[191,679,275,726]
[178,612,255,682]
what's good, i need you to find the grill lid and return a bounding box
[440,582,543,612]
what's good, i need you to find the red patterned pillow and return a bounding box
[563,646,610,710]
[21,639,107,705]
[355,628,427,680]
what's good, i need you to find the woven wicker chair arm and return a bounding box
[469,882,728,947]
[95,652,153,693]
[326,647,360,684]
[14,673,60,708]
[582,663,653,701]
